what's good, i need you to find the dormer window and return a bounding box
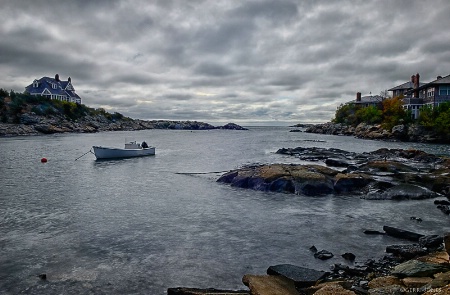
[52,83,57,89]
[33,80,39,87]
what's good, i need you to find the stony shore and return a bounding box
[168,147,450,294]
[0,113,247,137]
[299,122,450,143]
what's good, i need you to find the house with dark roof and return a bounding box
[25,74,81,104]
[388,73,450,119]
[349,92,384,108]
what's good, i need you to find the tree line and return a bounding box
[333,96,450,135]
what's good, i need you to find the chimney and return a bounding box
[55,74,60,82]
[356,92,361,102]
[437,75,443,80]
[68,77,71,83]
[414,73,420,98]
[411,75,415,84]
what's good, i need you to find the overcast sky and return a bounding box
[1,0,450,125]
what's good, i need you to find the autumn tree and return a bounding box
[381,96,411,130]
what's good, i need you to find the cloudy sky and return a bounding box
[1,0,450,125]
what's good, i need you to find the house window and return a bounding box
[439,86,450,96]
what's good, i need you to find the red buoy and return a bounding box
[41,157,47,163]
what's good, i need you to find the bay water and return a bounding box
[1,127,449,294]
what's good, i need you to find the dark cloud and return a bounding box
[1,0,450,124]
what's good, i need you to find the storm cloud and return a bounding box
[1,0,449,125]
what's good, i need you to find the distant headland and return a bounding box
[0,89,247,137]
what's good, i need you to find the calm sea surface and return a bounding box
[1,127,449,294]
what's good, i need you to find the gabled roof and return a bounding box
[419,74,450,87]
[25,75,80,99]
[388,81,426,91]
[351,95,384,104]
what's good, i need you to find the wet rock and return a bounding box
[419,235,444,249]
[437,205,450,215]
[325,157,352,167]
[365,183,438,200]
[383,226,424,241]
[167,288,249,294]
[334,173,373,193]
[242,274,298,295]
[266,264,329,288]
[386,244,428,260]
[391,260,450,278]
[342,252,356,261]
[314,250,334,260]
[445,234,450,256]
[435,199,450,205]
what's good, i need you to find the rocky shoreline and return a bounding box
[298,122,450,143]
[168,234,450,295]
[175,147,450,294]
[0,113,247,137]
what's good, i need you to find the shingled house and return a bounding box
[25,74,81,104]
[388,73,450,119]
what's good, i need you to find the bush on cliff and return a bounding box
[0,89,129,123]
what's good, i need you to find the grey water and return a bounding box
[1,127,449,294]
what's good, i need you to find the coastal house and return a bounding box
[25,74,81,104]
[388,73,450,119]
[349,92,384,108]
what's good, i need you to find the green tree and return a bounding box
[333,103,359,125]
[355,106,383,125]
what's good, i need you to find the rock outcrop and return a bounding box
[304,122,450,143]
[217,148,450,200]
[0,113,247,136]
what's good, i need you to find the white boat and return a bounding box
[92,141,155,159]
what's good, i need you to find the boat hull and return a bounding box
[93,146,155,159]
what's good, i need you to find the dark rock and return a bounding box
[435,199,450,205]
[342,252,356,261]
[167,288,250,294]
[266,264,329,288]
[366,184,437,200]
[309,245,317,253]
[391,259,450,278]
[216,171,238,184]
[437,205,450,215]
[445,233,450,256]
[314,250,334,260]
[38,273,47,280]
[383,226,424,241]
[331,263,366,276]
[334,173,372,193]
[386,244,428,260]
[325,157,351,167]
[419,235,444,249]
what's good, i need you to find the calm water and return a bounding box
[1,127,449,294]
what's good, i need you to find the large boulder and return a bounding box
[365,184,437,200]
[266,264,329,288]
[391,260,450,278]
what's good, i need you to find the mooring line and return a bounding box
[175,170,230,175]
[75,149,94,161]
